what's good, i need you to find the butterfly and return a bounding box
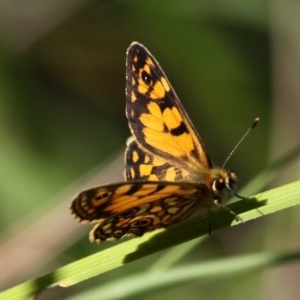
[70,42,257,243]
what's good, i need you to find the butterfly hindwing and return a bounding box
[70,181,211,242]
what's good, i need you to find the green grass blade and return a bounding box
[65,251,300,300]
[1,180,300,300]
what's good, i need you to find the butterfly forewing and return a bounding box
[126,42,212,171]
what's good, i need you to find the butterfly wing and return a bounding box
[70,181,212,243]
[126,42,212,176]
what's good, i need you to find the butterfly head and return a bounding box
[211,118,259,203]
[211,170,238,201]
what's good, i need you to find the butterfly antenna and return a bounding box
[222,118,260,169]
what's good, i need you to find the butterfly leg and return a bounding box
[213,200,245,223]
[197,209,213,236]
[207,219,212,236]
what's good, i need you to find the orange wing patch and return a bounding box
[125,137,190,182]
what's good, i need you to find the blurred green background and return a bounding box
[1,0,300,299]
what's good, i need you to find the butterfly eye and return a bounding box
[141,71,152,85]
[226,171,237,191]
[212,178,225,192]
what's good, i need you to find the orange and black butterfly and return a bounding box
[70,42,258,243]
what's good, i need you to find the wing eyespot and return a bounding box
[95,192,109,200]
[141,70,152,85]
[120,208,138,218]
[131,218,152,227]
